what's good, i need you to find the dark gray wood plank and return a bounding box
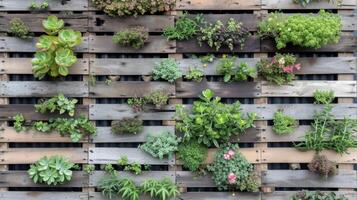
[179,192,261,200]
[197,14,258,31]
[176,171,215,187]
[262,191,357,200]
[0,0,89,11]
[0,192,89,200]
[90,58,159,75]
[176,0,261,10]
[262,0,356,9]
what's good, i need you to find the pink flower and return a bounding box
[282,66,293,73]
[227,150,235,157]
[294,63,301,71]
[228,173,237,184]
[224,153,230,160]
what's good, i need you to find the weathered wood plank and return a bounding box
[262,191,357,200]
[202,148,260,164]
[0,0,88,11]
[0,58,89,75]
[197,14,258,31]
[89,148,175,165]
[89,104,174,120]
[261,81,357,97]
[294,57,357,74]
[90,82,175,98]
[262,170,357,188]
[0,105,88,121]
[0,192,89,200]
[176,0,261,10]
[89,36,175,53]
[0,82,89,97]
[90,58,159,75]
[262,0,356,9]
[261,126,308,142]
[176,81,261,98]
[178,192,261,200]
[176,171,215,187]
[0,148,87,164]
[262,148,357,164]
[0,171,88,187]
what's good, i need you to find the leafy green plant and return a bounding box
[177,141,208,173]
[257,54,301,85]
[32,16,82,79]
[217,56,255,82]
[293,0,342,7]
[104,164,117,176]
[113,26,148,49]
[145,90,169,109]
[175,89,256,147]
[140,131,181,160]
[91,0,175,16]
[127,97,147,113]
[141,178,180,200]
[197,18,250,51]
[291,191,348,200]
[35,94,78,116]
[272,109,297,135]
[259,10,341,49]
[99,175,140,200]
[118,156,143,175]
[200,54,215,64]
[13,113,26,132]
[313,90,335,104]
[28,155,74,185]
[29,0,49,10]
[33,121,52,132]
[9,18,31,39]
[111,118,143,135]
[185,67,204,82]
[207,143,259,191]
[84,164,95,175]
[153,58,182,83]
[308,154,337,178]
[163,13,202,41]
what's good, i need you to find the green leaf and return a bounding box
[36,35,58,51]
[55,48,77,67]
[202,89,214,100]
[223,74,231,82]
[58,29,82,48]
[58,65,69,76]
[43,15,64,35]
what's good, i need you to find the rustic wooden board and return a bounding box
[262,170,357,188]
[93,126,175,143]
[262,148,357,164]
[261,126,309,142]
[262,191,357,200]
[0,148,87,164]
[89,171,175,186]
[90,58,159,75]
[89,104,174,120]
[89,148,175,165]
[0,58,89,75]
[0,37,89,52]
[294,57,357,74]
[0,192,89,200]
[89,36,175,53]
[176,0,261,10]
[89,15,174,33]
[0,82,89,97]
[176,171,216,187]
[90,82,175,98]
[262,0,356,9]
[176,81,261,98]
[261,81,357,97]
[0,0,89,11]
[0,105,88,121]
[178,192,261,200]
[203,148,260,164]
[0,14,89,32]
[0,171,88,187]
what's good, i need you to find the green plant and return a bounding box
[28,155,74,185]
[291,191,348,200]
[140,131,181,160]
[141,178,180,200]
[308,154,337,178]
[145,90,169,109]
[175,89,256,147]
[29,0,49,10]
[99,175,140,200]
[257,54,301,85]
[91,0,175,17]
[118,156,143,175]
[197,18,250,51]
[163,13,202,41]
[35,94,78,116]
[32,16,82,79]
[200,54,215,64]
[9,18,31,39]
[33,121,52,132]
[185,67,204,82]
[259,10,341,49]
[217,56,255,82]
[84,164,95,175]
[207,143,259,191]
[111,118,143,135]
[313,90,335,104]
[272,109,297,135]
[177,141,208,173]
[153,58,182,83]
[113,26,148,49]
[127,97,147,113]
[13,113,26,132]
[293,0,342,7]
[104,164,117,176]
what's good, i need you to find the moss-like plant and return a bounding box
[153,58,182,83]
[308,154,337,178]
[128,90,169,112]
[9,18,31,39]
[177,141,208,173]
[113,26,148,49]
[163,13,203,41]
[29,0,49,10]
[111,118,143,135]
[272,109,297,135]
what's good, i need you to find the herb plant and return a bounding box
[29,0,49,10]
[118,156,143,175]
[272,109,297,135]
[308,154,337,178]
[153,58,182,83]
[32,16,82,79]
[313,90,335,104]
[9,18,31,39]
[128,90,169,112]
[127,97,147,113]
[200,54,215,64]
[185,67,205,82]
[257,54,301,85]
[13,113,26,132]
[197,18,250,51]
[140,131,181,160]
[99,175,140,200]
[177,141,208,173]
[207,143,259,191]
[163,13,202,41]
[259,10,341,49]
[113,26,148,49]
[291,191,348,200]
[294,0,342,7]
[35,94,78,116]
[141,178,180,200]
[111,118,143,135]
[84,164,95,175]
[217,56,255,82]
[28,155,74,185]
[175,89,256,147]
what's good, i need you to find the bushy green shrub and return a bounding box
[185,67,205,82]
[35,94,78,116]
[13,113,26,132]
[291,191,348,200]
[9,18,30,39]
[217,56,255,82]
[272,109,297,135]
[141,178,180,200]
[177,141,208,173]
[113,26,148,49]
[128,90,169,112]
[111,118,143,135]
[163,13,202,40]
[313,90,335,104]
[153,58,182,83]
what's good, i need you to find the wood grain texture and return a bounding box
[0,192,89,200]
[262,191,357,200]
[90,58,159,75]
[197,14,258,31]
[176,0,261,10]
[262,0,356,9]
[0,0,89,11]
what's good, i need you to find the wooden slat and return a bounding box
[89,148,175,165]
[262,191,357,200]
[0,192,89,200]
[178,192,261,200]
[261,126,308,142]
[0,148,87,164]
[0,82,89,97]
[90,82,175,98]
[176,0,261,10]
[176,171,215,187]
[197,14,258,31]
[262,170,357,188]
[0,58,89,75]
[90,58,159,75]
[262,0,356,9]
[203,148,259,164]
[0,0,89,11]
[89,36,175,53]
[294,57,357,74]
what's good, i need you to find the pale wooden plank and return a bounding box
[89,192,168,200]
[0,0,89,11]
[0,192,89,200]
[262,0,356,9]
[176,0,261,10]
[262,191,357,200]
[176,171,215,187]
[199,148,260,164]
[90,58,159,75]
